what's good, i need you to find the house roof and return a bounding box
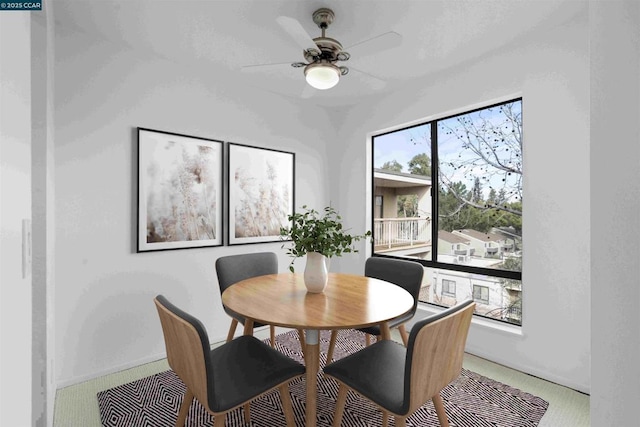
[453,229,504,242]
[373,168,431,188]
[438,230,471,244]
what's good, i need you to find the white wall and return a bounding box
[32,5,57,425]
[0,12,33,424]
[330,9,590,392]
[52,4,640,415]
[590,1,640,425]
[54,28,335,386]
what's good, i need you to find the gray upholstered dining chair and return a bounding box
[324,299,475,427]
[154,295,305,427]
[215,252,279,347]
[326,256,424,362]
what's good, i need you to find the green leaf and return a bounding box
[279,205,372,260]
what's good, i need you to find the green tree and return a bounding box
[438,101,522,217]
[407,153,431,177]
[381,160,403,172]
[470,177,482,203]
[398,194,418,218]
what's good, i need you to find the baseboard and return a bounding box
[56,351,168,389]
[56,325,275,389]
[465,345,591,395]
[413,305,590,395]
[57,324,591,394]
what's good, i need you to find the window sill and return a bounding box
[415,303,524,337]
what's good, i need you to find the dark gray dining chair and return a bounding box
[324,299,475,427]
[215,252,279,347]
[326,256,424,362]
[154,295,304,427]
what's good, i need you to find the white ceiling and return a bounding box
[53,0,583,107]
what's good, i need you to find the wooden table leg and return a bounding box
[242,319,255,420]
[304,329,319,427]
[380,322,391,341]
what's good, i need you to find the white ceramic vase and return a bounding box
[304,252,329,293]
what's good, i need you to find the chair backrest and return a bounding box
[215,252,278,294]
[403,299,475,414]
[364,257,425,314]
[154,295,214,413]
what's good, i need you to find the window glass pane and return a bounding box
[436,100,522,272]
[421,267,522,325]
[372,123,432,260]
[371,98,523,327]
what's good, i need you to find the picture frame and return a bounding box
[137,128,224,252]
[228,142,295,245]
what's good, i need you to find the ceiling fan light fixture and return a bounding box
[304,62,340,90]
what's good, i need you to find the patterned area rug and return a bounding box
[97,330,549,426]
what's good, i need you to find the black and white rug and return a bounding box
[97,330,549,426]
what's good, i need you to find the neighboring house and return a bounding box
[452,229,514,258]
[491,226,522,253]
[372,168,432,258]
[419,254,517,323]
[437,230,476,260]
[426,230,521,324]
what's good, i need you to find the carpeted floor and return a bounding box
[97,330,548,426]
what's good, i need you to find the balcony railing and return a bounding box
[504,305,522,323]
[374,217,431,250]
[454,248,475,256]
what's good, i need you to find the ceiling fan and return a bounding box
[241,7,402,95]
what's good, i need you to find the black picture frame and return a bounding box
[137,127,224,252]
[227,142,295,245]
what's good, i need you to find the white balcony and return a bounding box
[374,217,431,253]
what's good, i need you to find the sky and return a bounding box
[373,123,430,172]
[373,100,522,202]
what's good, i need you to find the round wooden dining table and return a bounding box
[221,272,414,427]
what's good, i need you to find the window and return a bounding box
[371,98,523,326]
[374,195,383,218]
[442,279,456,296]
[473,285,490,303]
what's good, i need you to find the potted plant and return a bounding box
[280,205,371,293]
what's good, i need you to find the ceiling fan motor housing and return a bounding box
[304,8,350,64]
[304,37,344,62]
[248,6,393,92]
[312,8,335,28]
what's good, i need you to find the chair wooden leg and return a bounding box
[365,333,371,346]
[433,393,450,427]
[244,402,251,424]
[382,410,389,427]
[226,318,238,342]
[270,325,276,348]
[176,388,193,427]
[395,415,407,427]
[332,382,348,427]
[398,324,409,347]
[243,318,254,335]
[327,330,338,363]
[297,329,306,349]
[213,412,225,427]
[279,383,296,427]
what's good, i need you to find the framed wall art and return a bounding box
[228,142,295,245]
[137,128,223,252]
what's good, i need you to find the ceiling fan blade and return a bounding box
[349,67,387,91]
[240,62,293,73]
[344,31,402,58]
[276,15,320,54]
